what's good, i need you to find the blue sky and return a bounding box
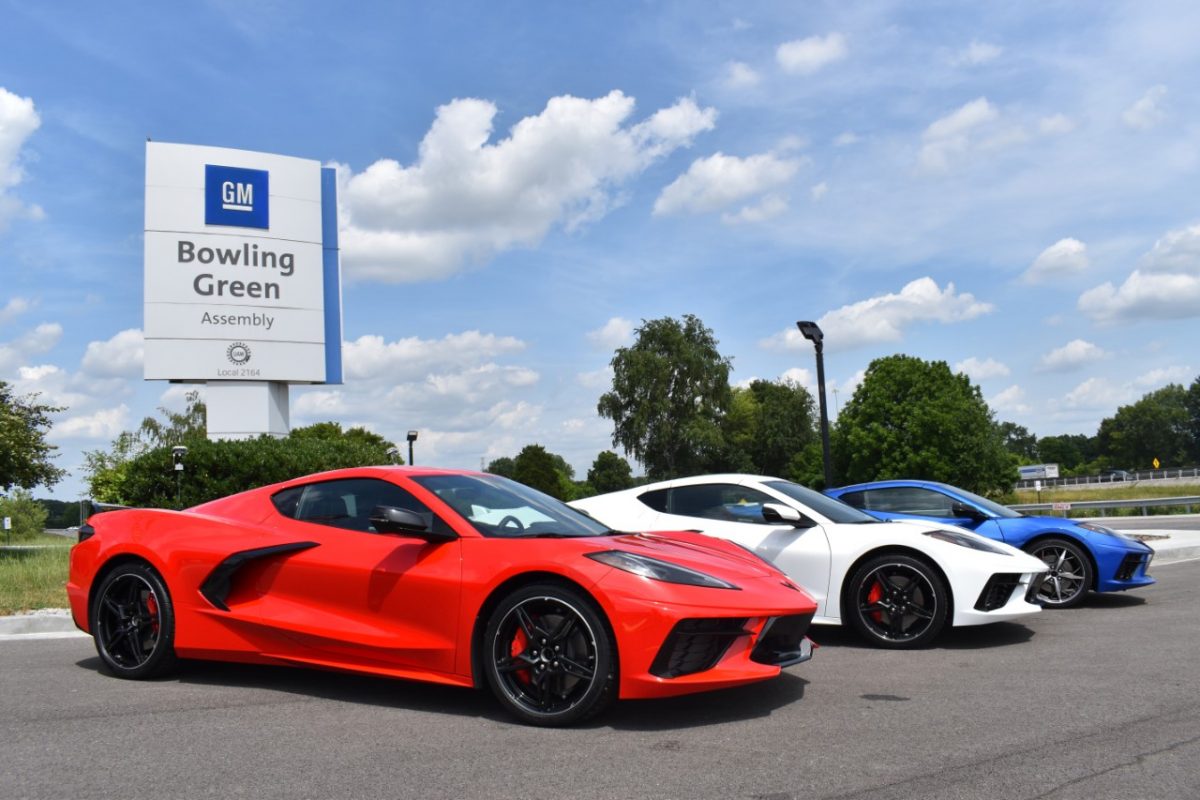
[3,1,1199,499]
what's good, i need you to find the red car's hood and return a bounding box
[600,530,788,583]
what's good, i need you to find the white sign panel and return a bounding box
[144,142,341,384]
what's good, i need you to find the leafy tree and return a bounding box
[513,444,566,499]
[1187,376,1200,463]
[1036,433,1096,473]
[598,315,732,479]
[746,379,817,476]
[0,382,65,491]
[485,457,516,478]
[997,421,1039,463]
[587,451,634,494]
[1096,384,1191,469]
[832,354,1015,495]
[0,489,49,542]
[38,498,83,529]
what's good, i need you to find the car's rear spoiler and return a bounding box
[86,500,133,517]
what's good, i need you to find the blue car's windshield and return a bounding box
[764,480,879,524]
[940,484,1023,519]
[412,473,614,538]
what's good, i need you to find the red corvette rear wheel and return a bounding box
[91,562,178,679]
[483,584,616,726]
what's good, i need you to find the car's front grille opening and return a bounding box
[650,618,749,678]
[749,613,814,666]
[975,573,1022,611]
[1115,553,1148,581]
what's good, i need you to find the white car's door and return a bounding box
[648,481,833,616]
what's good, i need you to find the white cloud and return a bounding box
[776,33,848,75]
[1135,365,1192,387]
[810,182,828,201]
[955,357,1010,380]
[1039,114,1075,135]
[723,61,760,89]
[0,297,30,324]
[1038,339,1108,372]
[576,366,612,389]
[1123,85,1167,130]
[989,385,1031,414]
[654,151,802,217]
[1079,223,1200,322]
[761,277,994,353]
[779,367,812,389]
[918,97,999,173]
[0,322,62,373]
[81,328,144,378]
[0,87,43,230]
[49,405,131,441]
[1062,377,1133,410]
[1023,238,1089,283]
[336,91,717,282]
[833,132,860,147]
[586,317,634,350]
[343,330,526,381]
[721,194,788,225]
[953,41,1003,66]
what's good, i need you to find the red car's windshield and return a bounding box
[413,474,613,538]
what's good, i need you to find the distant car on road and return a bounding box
[1099,469,1133,482]
[825,479,1155,608]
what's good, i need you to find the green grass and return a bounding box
[0,538,72,615]
[1014,482,1200,504]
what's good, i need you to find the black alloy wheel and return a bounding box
[1028,537,1092,608]
[91,562,178,679]
[845,554,949,649]
[483,583,616,726]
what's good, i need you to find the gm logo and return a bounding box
[205,165,269,229]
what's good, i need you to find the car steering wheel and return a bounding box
[498,515,525,531]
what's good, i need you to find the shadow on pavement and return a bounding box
[599,673,808,732]
[806,621,1034,651]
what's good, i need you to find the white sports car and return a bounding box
[572,474,1048,648]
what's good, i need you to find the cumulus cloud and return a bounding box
[0,87,43,230]
[760,277,994,353]
[1135,365,1192,387]
[833,132,860,147]
[1039,114,1075,135]
[654,151,802,219]
[586,317,634,350]
[50,405,131,441]
[955,357,1010,380]
[1079,223,1200,322]
[81,328,144,378]
[953,41,1002,66]
[723,61,760,89]
[989,385,1031,414]
[721,194,788,225]
[1123,85,1167,130]
[810,182,828,201]
[336,91,716,282]
[0,322,62,373]
[1023,238,1089,283]
[1038,339,1108,372]
[776,33,848,75]
[343,330,526,382]
[1062,377,1134,410]
[918,97,999,173]
[0,297,30,324]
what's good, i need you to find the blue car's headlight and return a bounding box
[586,551,741,590]
[1078,521,1140,541]
[923,529,1011,555]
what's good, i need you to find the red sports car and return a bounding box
[69,467,816,726]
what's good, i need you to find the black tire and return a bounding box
[1027,537,1092,608]
[90,562,178,679]
[845,554,949,649]
[482,583,616,726]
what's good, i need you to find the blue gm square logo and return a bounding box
[205,165,269,229]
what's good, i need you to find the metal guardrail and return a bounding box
[1015,467,1200,490]
[1010,496,1200,517]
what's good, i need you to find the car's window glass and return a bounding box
[278,478,452,536]
[837,490,866,509]
[271,486,303,518]
[762,480,878,524]
[933,484,1022,518]
[413,474,611,538]
[864,487,956,516]
[637,488,669,512]
[666,483,781,524]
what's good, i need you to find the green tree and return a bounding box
[833,354,1015,495]
[1096,384,1191,469]
[587,450,634,494]
[1187,376,1200,463]
[0,382,65,491]
[0,489,49,542]
[746,379,817,476]
[1036,433,1096,474]
[598,315,732,479]
[513,444,566,499]
[485,457,516,478]
[997,421,1039,463]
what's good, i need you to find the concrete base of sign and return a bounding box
[206,381,290,440]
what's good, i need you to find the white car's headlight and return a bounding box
[923,529,1011,555]
[586,551,741,589]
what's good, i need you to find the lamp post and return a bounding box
[796,321,833,488]
[171,445,188,508]
[407,430,419,466]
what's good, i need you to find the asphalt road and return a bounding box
[3,560,1199,800]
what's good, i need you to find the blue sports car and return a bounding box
[825,479,1154,608]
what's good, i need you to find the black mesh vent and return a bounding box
[650,618,749,678]
[749,613,814,666]
[975,573,1021,612]
[1115,553,1148,581]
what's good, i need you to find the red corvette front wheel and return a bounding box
[91,562,178,679]
[483,584,616,726]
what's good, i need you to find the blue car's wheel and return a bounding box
[845,554,948,648]
[1028,538,1091,608]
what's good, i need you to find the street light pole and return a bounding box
[796,321,833,488]
[407,430,419,466]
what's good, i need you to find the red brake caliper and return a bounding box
[145,592,160,635]
[511,628,530,685]
[867,580,884,623]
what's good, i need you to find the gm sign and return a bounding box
[205,164,269,229]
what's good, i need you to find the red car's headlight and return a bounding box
[586,551,741,590]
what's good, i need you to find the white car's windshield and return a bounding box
[764,480,880,524]
[413,474,613,538]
